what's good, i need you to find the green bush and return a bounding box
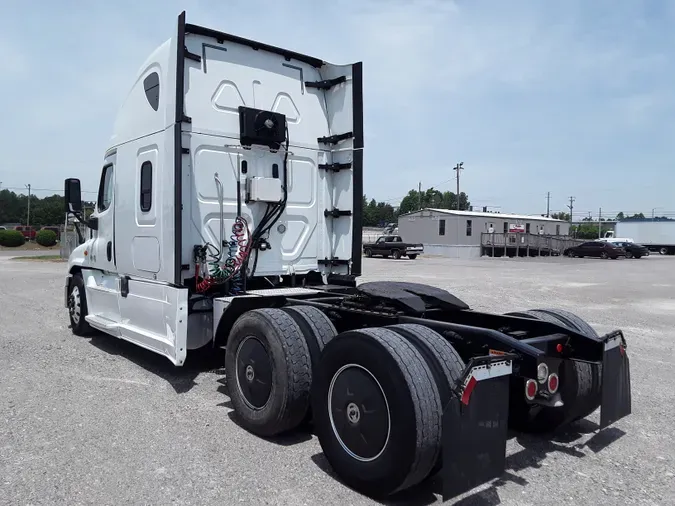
[36,229,57,247]
[0,230,26,247]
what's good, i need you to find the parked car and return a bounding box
[610,241,649,259]
[363,235,424,259]
[14,226,36,241]
[564,241,626,259]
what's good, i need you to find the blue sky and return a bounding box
[1,0,673,219]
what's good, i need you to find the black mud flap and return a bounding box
[600,330,631,429]
[442,355,517,502]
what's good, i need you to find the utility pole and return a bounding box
[25,184,31,229]
[567,196,575,221]
[566,196,575,237]
[598,207,602,239]
[546,191,551,217]
[418,181,422,210]
[453,162,464,210]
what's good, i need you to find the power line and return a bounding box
[1,186,97,194]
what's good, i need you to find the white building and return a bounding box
[398,208,570,258]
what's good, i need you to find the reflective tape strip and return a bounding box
[466,360,513,384]
[604,335,621,351]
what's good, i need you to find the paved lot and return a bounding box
[1,254,673,505]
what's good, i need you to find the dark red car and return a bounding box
[564,241,626,259]
[14,226,36,240]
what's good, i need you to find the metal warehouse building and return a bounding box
[398,208,571,258]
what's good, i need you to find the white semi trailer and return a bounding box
[63,11,632,502]
[606,220,675,255]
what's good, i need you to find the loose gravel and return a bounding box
[1,253,673,505]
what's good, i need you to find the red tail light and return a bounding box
[525,379,537,400]
[548,373,559,393]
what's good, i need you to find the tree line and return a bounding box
[362,187,471,227]
[0,190,95,227]
[550,211,674,239]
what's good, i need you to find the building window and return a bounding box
[143,72,160,111]
[525,223,530,234]
[97,164,114,212]
[439,219,446,236]
[556,224,560,235]
[140,161,153,212]
[466,219,472,236]
[503,222,508,233]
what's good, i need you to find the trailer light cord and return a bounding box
[196,216,251,293]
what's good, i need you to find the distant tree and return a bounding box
[398,187,470,216]
[361,195,396,227]
[550,212,570,221]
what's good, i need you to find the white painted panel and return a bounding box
[117,280,188,366]
[132,236,161,273]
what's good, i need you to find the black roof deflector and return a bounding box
[184,23,324,68]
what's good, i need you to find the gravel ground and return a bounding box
[1,254,673,505]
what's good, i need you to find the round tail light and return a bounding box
[537,363,549,384]
[548,373,559,393]
[525,379,537,400]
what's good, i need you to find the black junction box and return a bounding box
[238,106,286,149]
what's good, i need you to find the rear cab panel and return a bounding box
[179,22,363,283]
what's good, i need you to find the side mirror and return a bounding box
[64,178,82,213]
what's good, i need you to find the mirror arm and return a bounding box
[65,209,86,245]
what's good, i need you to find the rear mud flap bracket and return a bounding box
[442,355,517,501]
[600,331,631,429]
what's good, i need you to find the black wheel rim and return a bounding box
[328,364,390,462]
[235,337,273,409]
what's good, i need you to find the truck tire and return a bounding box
[311,327,442,498]
[407,254,418,260]
[225,308,311,437]
[386,324,464,477]
[67,273,93,336]
[660,247,668,255]
[504,309,601,432]
[282,305,337,375]
[364,248,372,257]
[392,249,401,259]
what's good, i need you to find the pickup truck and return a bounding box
[363,235,424,259]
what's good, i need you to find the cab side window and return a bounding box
[98,164,114,212]
[140,161,152,212]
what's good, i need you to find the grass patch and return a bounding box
[11,255,64,262]
[0,242,58,251]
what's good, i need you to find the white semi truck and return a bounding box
[605,220,675,255]
[63,11,632,501]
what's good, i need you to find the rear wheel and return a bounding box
[312,327,442,498]
[601,251,609,259]
[364,249,372,257]
[282,305,337,423]
[225,308,312,437]
[387,324,464,478]
[625,251,633,259]
[392,249,401,259]
[504,309,601,433]
[660,247,668,255]
[407,254,418,260]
